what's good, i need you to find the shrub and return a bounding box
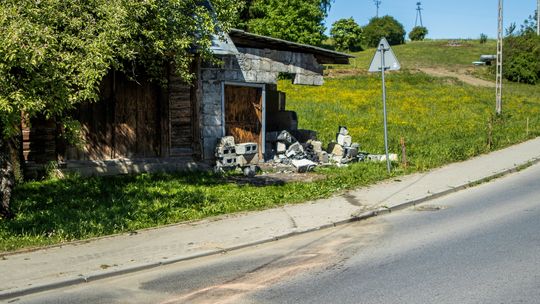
[363,15,406,47]
[409,26,428,41]
[330,17,363,51]
[503,32,540,84]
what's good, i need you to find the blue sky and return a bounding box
[325,0,538,39]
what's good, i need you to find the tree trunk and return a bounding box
[0,129,15,220]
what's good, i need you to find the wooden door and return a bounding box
[114,74,160,158]
[224,85,263,158]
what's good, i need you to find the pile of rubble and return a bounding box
[265,126,372,172]
[215,126,398,176]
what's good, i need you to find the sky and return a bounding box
[325,0,538,39]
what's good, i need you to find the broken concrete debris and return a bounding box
[291,159,317,173]
[215,126,399,175]
[367,153,398,162]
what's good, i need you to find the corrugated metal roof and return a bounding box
[228,29,354,64]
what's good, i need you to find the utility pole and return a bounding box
[415,2,424,27]
[537,0,539,35]
[374,0,382,17]
[496,0,503,115]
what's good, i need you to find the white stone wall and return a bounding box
[199,48,325,160]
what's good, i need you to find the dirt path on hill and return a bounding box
[418,67,495,87]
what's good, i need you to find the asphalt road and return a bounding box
[12,164,540,304]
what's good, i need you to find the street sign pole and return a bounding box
[369,37,399,174]
[380,44,391,173]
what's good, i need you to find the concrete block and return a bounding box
[381,153,399,162]
[235,142,258,155]
[216,146,236,157]
[203,102,222,115]
[281,51,293,64]
[277,130,296,145]
[344,146,358,159]
[337,134,352,147]
[292,159,317,173]
[217,155,237,167]
[242,165,257,177]
[332,155,344,163]
[276,142,287,154]
[317,151,329,164]
[366,154,399,162]
[256,72,277,83]
[286,149,296,158]
[261,59,271,71]
[242,70,257,82]
[250,59,261,70]
[236,153,259,166]
[327,142,344,156]
[312,75,324,86]
[217,136,235,147]
[308,140,323,153]
[203,82,221,95]
[224,70,240,81]
[287,142,304,156]
[367,154,383,162]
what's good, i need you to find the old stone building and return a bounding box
[22,30,352,176]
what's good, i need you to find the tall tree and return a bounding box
[330,17,363,51]
[0,0,241,219]
[363,15,406,47]
[237,0,333,46]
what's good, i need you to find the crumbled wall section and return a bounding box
[199,47,325,160]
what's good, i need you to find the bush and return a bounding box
[409,26,428,41]
[363,15,406,47]
[330,17,363,52]
[503,32,540,84]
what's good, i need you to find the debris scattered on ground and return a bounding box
[216,126,399,176]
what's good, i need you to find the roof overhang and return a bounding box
[228,29,354,64]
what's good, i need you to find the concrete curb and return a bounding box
[2,157,539,301]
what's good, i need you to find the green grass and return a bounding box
[328,39,497,72]
[1,39,539,252]
[281,72,540,170]
[1,164,391,251]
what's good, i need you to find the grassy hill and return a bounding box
[281,39,540,170]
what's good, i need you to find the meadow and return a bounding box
[2,39,539,252]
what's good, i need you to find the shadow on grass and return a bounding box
[2,171,264,246]
[1,162,391,251]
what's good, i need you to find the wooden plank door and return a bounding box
[224,85,263,158]
[114,74,160,158]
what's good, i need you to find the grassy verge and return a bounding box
[1,40,539,252]
[2,163,391,252]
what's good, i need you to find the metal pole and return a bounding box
[380,43,391,173]
[495,0,503,115]
[537,0,539,35]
